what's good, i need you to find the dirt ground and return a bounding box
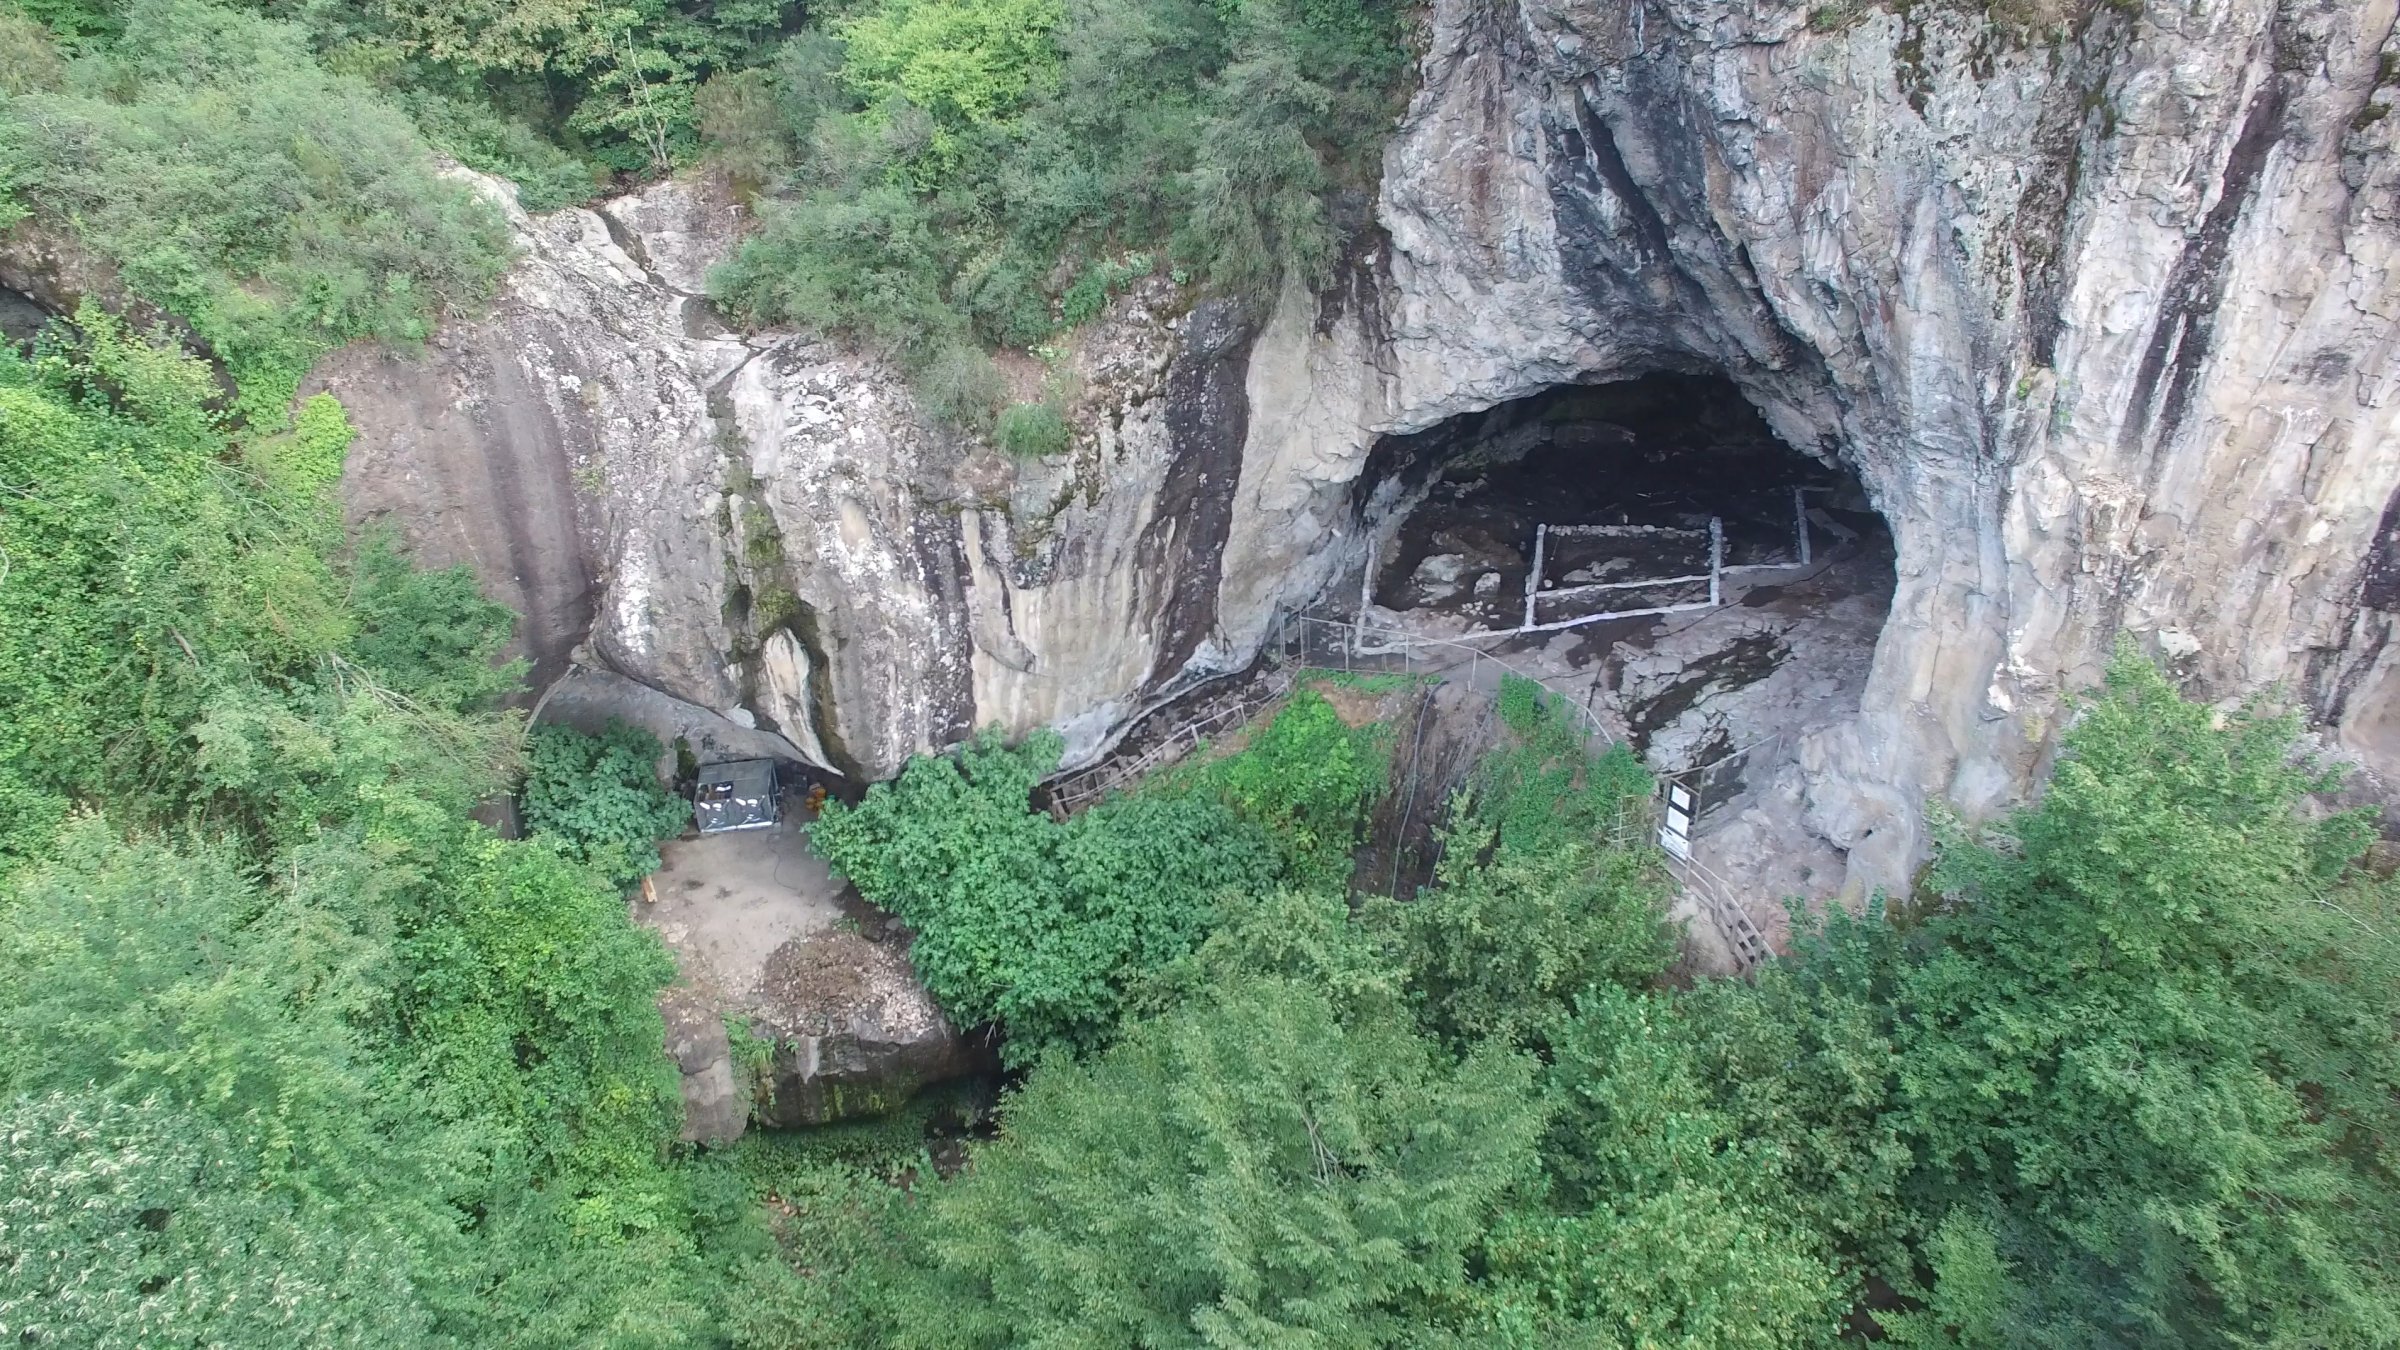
[636,819,849,1005]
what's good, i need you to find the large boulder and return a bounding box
[750,930,985,1128]
[660,987,747,1146]
[636,822,980,1143]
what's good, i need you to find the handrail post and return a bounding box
[1707,517,1723,608]
[1523,523,1547,631]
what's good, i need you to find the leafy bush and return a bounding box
[1382,833,1673,1052]
[880,974,1544,1347]
[1187,684,1388,885]
[1468,987,1844,1347]
[0,267,797,1344]
[1480,673,1655,853]
[0,312,350,858]
[0,0,515,414]
[710,0,1414,421]
[1670,899,1915,1284]
[346,534,525,708]
[397,89,602,211]
[1375,677,1672,1049]
[993,397,1069,458]
[520,720,690,885]
[0,1091,432,1346]
[1883,651,2400,1345]
[811,729,1278,1061]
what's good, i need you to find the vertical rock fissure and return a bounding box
[2019,12,2134,368]
[704,354,862,778]
[910,504,979,748]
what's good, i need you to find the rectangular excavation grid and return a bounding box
[1516,486,1815,633]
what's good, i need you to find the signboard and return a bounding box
[1659,781,1694,861]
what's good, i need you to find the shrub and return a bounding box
[810,730,1278,1061]
[346,534,525,709]
[710,0,1414,422]
[882,974,1544,1347]
[993,398,1069,458]
[0,1091,433,1345]
[520,720,690,885]
[398,89,602,212]
[0,0,515,414]
[1194,685,1388,885]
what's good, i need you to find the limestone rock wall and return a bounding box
[320,0,2400,893]
[1216,0,2400,891]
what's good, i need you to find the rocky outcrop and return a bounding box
[321,0,2400,896]
[748,929,984,1128]
[639,825,982,1141]
[660,988,747,1145]
[1216,0,2400,892]
[1387,0,2400,891]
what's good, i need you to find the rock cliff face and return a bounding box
[323,0,2400,895]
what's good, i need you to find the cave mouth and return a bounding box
[1342,372,1896,913]
[0,286,52,351]
[1359,374,1888,641]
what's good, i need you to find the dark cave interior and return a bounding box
[1361,374,1892,635]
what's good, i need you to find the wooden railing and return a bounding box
[1046,666,1298,815]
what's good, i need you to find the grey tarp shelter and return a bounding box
[693,759,779,834]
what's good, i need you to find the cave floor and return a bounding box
[1319,529,1894,968]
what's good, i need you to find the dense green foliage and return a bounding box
[0,324,786,1345]
[6,0,1415,443]
[706,0,1415,425]
[7,124,2398,1336]
[1373,681,1674,1051]
[1184,681,1391,885]
[0,0,517,415]
[749,659,2400,1348]
[522,719,692,885]
[1,1091,425,1343]
[810,721,1292,1062]
[1892,656,2400,1346]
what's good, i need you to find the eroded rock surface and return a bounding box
[320,0,2400,903]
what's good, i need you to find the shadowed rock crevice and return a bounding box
[1144,298,1260,687]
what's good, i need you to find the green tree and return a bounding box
[811,728,1279,1060]
[1195,684,1388,886]
[1382,833,1672,1050]
[1464,986,1843,1348]
[520,719,690,886]
[836,0,1063,173]
[1671,899,1915,1288]
[888,974,1544,1348]
[1368,675,1670,1051]
[1890,651,2400,1346]
[0,1091,435,1346]
[709,0,1413,423]
[0,0,514,411]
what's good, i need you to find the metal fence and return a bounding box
[1293,607,1779,972]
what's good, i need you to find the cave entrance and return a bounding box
[0,285,51,351]
[1359,375,1880,639]
[1336,373,1896,941]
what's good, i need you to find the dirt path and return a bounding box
[637,821,848,1007]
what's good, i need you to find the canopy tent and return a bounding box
[693,759,778,834]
